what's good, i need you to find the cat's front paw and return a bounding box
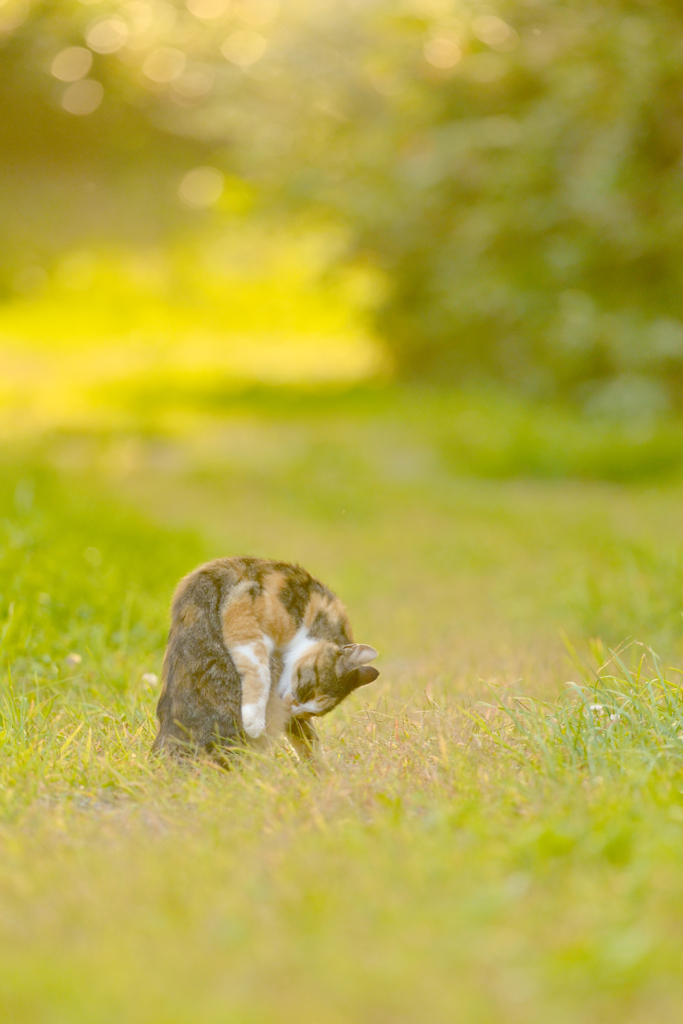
[242,704,266,739]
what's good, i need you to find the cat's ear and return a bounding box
[337,644,378,675]
[350,665,380,689]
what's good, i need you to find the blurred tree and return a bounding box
[3,0,683,412]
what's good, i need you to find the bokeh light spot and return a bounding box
[122,2,155,34]
[51,47,93,83]
[174,64,214,98]
[186,0,231,20]
[424,37,461,69]
[472,15,519,52]
[61,80,104,116]
[412,0,453,15]
[83,546,103,568]
[143,48,187,83]
[221,30,267,66]
[0,0,29,33]
[237,0,279,28]
[86,18,129,54]
[178,167,225,208]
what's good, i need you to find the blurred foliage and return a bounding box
[3,0,683,411]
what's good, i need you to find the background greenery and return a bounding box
[4,0,683,409]
[2,1,683,1021]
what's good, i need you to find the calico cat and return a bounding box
[152,557,379,762]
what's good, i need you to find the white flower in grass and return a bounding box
[141,673,158,687]
[589,704,604,713]
[610,714,621,722]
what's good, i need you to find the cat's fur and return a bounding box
[152,557,379,762]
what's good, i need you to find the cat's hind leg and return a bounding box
[286,717,323,769]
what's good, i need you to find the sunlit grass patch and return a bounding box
[0,229,387,431]
[2,225,683,485]
[1,227,380,344]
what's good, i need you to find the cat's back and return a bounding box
[170,557,238,625]
[169,555,350,640]
[220,557,351,646]
[168,557,315,639]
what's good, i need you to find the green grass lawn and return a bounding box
[3,390,683,1023]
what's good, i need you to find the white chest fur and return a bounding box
[276,627,318,699]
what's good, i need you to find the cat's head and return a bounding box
[290,643,379,718]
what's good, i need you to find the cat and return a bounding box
[152,557,379,763]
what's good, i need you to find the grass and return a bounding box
[2,242,683,1021]
[2,394,683,1024]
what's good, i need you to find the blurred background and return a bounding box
[2,0,682,427]
[3,0,683,667]
[3,0,683,681]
